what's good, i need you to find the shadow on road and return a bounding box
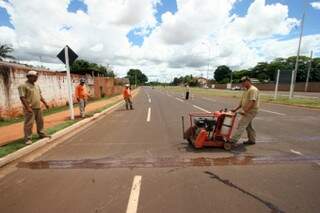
[178,142,248,155]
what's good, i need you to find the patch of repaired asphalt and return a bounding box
[17,155,320,170]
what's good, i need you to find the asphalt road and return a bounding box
[1,87,320,213]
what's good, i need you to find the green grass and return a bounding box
[0,120,78,158]
[263,96,320,108]
[0,98,122,158]
[0,96,113,127]
[159,86,320,109]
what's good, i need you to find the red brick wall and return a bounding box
[93,77,122,98]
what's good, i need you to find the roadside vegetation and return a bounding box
[159,86,320,109]
[0,100,121,158]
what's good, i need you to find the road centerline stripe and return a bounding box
[175,97,184,102]
[126,175,142,213]
[147,107,151,122]
[193,105,210,113]
[260,109,286,116]
[290,149,303,156]
[146,93,151,103]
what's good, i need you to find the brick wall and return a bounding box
[0,62,121,118]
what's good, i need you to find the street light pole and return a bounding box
[305,50,313,92]
[201,42,211,80]
[289,0,306,99]
[135,69,137,88]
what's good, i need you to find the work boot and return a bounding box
[39,134,51,139]
[25,140,32,145]
[243,140,256,145]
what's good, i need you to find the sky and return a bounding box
[0,0,320,82]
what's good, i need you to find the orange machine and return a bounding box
[182,110,237,150]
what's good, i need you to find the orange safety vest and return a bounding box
[123,88,131,98]
[75,84,88,99]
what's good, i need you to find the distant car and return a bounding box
[231,86,241,90]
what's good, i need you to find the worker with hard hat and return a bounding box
[229,76,260,148]
[75,78,89,118]
[18,70,50,145]
[123,84,133,110]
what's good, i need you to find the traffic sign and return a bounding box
[57,45,78,65]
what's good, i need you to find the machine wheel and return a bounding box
[224,142,232,151]
[187,138,193,145]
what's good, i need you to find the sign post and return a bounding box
[57,45,78,120]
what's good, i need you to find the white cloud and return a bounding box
[0,0,319,81]
[311,2,320,10]
[227,0,299,40]
[257,34,320,60]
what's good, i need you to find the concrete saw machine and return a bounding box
[182,109,237,150]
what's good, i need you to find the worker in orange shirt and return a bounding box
[123,84,133,110]
[75,79,89,118]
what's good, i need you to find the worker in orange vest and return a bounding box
[75,79,89,118]
[123,84,133,110]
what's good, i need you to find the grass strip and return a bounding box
[0,96,113,127]
[159,86,320,109]
[0,98,122,158]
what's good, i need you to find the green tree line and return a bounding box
[215,56,320,84]
[70,59,115,77]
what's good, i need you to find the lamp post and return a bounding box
[201,42,211,80]
[289,0,307,99]
[305,50,313,92]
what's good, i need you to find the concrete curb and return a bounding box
[0,98,126,168]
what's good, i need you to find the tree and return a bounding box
[0,44,15,61]
[213,56,320,84]
[214,65,232,83]
[312,58,320,81]
[232,69,249,83]
[126,69,148,85]
[70,59,115,77]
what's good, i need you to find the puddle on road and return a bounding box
[17,155,320,170]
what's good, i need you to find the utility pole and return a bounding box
[305,50,313,92]
[201,42,211,81]
[274,69,280,99]
[289,0,307,99]
[135,69,137,88]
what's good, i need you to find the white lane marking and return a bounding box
[146,94,151,103]
[192,105,210,113]
[147,107,151,122]
[175,97,184,102]
[290,149,303,156]
[126,175,142,213]
[260,109,286,116]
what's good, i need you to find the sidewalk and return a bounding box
[0,95,125,146]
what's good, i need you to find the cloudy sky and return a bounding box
[0,0,320,81]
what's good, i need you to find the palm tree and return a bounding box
[0,44,15,61]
